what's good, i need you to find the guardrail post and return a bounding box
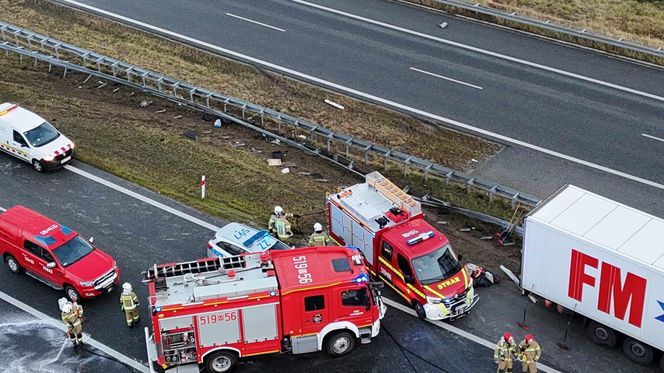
[403,156,412,177]
[383,150,392,171]
[511,194,519,209]
[466,178,475,194]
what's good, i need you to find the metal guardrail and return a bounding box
[404,0,664,61]
[0,21,541,208]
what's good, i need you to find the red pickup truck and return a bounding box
[0,205,119,301]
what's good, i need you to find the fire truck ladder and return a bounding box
[367,172,418,212]
[142,255,252,284]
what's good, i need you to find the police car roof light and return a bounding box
[242,230,270,247]
[406,231,435,246]
[354,273,369,283]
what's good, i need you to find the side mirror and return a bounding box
[404,274,414,284]
[46,262,56,269]
[21,143,29,148]
[88,237,94,244]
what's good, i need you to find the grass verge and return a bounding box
[404,0,664,65]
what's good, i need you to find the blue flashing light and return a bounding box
[270,291,277,297]
[60,225,72,235]
[354,273,369,283]
[407,231,435,246]
[347,245,360,251]
[35,235,57,246]
[243,230,270,247]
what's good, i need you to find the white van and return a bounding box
[0,103,74,171]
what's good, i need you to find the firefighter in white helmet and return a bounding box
[120,282,140,327]
[59,297,84,345]
[308,222,332,246]
[268,206,294,240]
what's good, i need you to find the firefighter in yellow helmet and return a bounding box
[59,297,84,345]
[268,206,294,241]
[518,334,541,373]
[120,282,140,327]
[308,222,332,246]
[494,332,516,373]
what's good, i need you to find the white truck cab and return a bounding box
[0,103,74,171]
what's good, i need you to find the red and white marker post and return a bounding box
[201,175,206,199]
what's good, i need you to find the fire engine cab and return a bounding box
[326,172,478,321]
[144,246,385,373]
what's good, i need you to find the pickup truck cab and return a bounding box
[0,205,119,301]
[0,103,75,171]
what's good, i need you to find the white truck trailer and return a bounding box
[522,185,664,370]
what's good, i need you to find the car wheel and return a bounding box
[5,255,22,274]
[64,285,81,302]
[32,160,43,172]
[413,301,426,320]
[622,337,654,365]
[325,331,355,357]
[205,350,237,373]
[586,320,617,348]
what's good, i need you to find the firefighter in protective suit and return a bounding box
[308,223,331,246]
[494,332,516,373]
[120,282,140,327]
[268,206,294,241]
[59,297,84,345]
[518,334,541,373]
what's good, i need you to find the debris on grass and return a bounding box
[268,158,283,166]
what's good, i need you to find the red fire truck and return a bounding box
[144,246,385,373]
[326,172,477,321]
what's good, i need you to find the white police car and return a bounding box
[207,222,291,258]
[0,103,75,171]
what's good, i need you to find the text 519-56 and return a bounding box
[199,312,237,325]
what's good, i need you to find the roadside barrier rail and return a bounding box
[0,21,541,208]
[402,0,664,61]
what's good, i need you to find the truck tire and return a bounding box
[32,160,43,172]
[659,354,664,372]
[205,350,237,373]
[325,331,355,357]
[64,285,81,302]
[622,337,653,365]
[586,320,617,348]
[5,255,22,274]
[413,301,426,320]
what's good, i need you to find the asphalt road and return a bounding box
[56,0,664,216]
[0,157,660,372]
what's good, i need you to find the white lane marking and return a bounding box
[0,206,6,212]
[291,0,664,104]
[64,165,221,232]
[58,0,664,191]
[410,67,483,90]
[0,290,149,373]
[382,298,562,373]
[225,13,286,32]
[642,133,664,143]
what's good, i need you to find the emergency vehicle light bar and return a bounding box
[407,231,435,246]
[242,230,270,248]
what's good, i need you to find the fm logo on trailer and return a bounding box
[568,249,647,327]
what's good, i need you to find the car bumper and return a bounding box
[40,153,74,170]
[424,293,479,321]
[80,268,120,299]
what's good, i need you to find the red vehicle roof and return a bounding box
[271,246,367,294]
[380,217,449,258]
[0,205,77,249]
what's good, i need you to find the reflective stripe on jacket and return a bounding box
[308,232,330,246]
[518,341,541,362]
[494,340,516,361]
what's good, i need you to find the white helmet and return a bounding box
[62,302,73,313]
[313,223,323,232]
[58,297,70,312]
[274,206,284,215]
[122,282,133,293]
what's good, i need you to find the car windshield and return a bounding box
[53,235,94,267]
[23,121,60,147]
[411,245,461,285]
[270,240,291,250]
